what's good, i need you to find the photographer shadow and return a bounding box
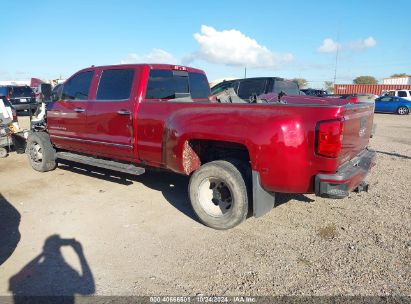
[0,194,21,266]
[9,235,95,304]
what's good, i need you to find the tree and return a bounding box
[353,76,378,85]
[390,73,408,77]
[324,81,334,93]
[292,78,307,89]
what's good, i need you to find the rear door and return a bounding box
[83,68,137,160]
[47,70,94,151]
[375,96,394,112]
[137,67,210,166]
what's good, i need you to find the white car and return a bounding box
[383,90,411,101]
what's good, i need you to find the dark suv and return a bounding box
[210,77,301,100]
[300,88,329,97]
[0,86,37,112]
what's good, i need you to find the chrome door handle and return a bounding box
[74,107,85,113]
[117,110,131,115]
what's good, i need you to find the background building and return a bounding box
[383,76,411,85]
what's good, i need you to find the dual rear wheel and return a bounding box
[189,160,250,230]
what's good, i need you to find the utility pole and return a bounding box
[333,29,340,85]
[244,67,247,78]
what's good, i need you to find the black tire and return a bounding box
[26,132,56,172]
[189,160,249,230]
[397,106,409,115]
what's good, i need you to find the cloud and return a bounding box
[120,49,177,64]
[183,25,293,69]
[348,36,377,51]
[317,38,341,53]
[317,36,377,53]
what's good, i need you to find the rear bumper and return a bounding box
[315,149,376,199]
[11,103,37,111]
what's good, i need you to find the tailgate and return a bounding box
[338,103,374,165]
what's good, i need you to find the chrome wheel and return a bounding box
[398,107,408,115]
[198,177,233,217]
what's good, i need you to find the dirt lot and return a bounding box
[0,113,410,297]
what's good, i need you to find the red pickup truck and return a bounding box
[26,64,376,229]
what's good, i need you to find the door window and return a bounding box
[96,69,134,100]
[62,71,94,100]
[398,91,407,98]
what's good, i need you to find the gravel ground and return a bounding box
[0,113,410,297]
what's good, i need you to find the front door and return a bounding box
[83,68,137,161]
[47,70,94,152]
[376,96,394,112]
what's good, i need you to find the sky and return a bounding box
[1,0,410,88]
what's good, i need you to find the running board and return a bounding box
[56,152,145,175]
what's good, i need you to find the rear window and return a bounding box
[188,72,210,99]
[145,69,209,100]
[273,80,300,95]
[97,69,134,100]
[10,86,33,98]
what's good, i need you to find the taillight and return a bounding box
[316,119,344,158]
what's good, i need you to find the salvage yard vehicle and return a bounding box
[0,97,20,157]
[0,85,37,113]
[383,89,411,101]
[210,77,302,101]
[375,96,411,115]
[25,64,376,229]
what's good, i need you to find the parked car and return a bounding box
[0,85,37,113]
[375,96,411,115]
[382,89,411,101]
[210,77,302,101]
[25,64,376,229]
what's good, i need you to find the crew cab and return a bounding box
[26,64,376,229]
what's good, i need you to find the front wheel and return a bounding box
[397,106,409,115]
[189,160,249,230]
[26,132,56,172]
